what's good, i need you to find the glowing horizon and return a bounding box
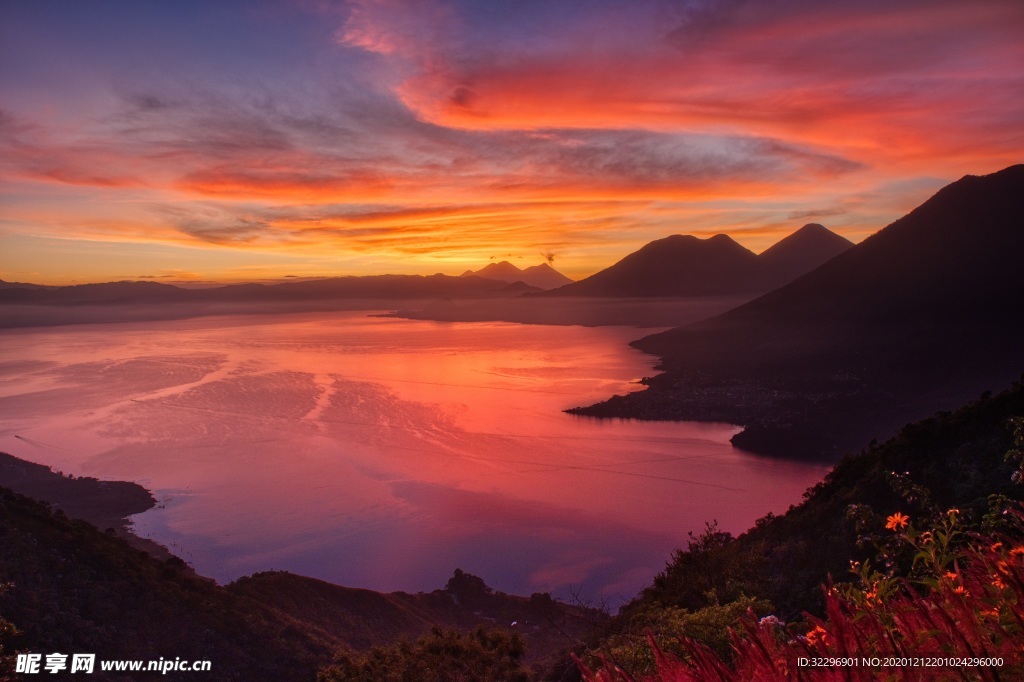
[1,0,1022,285]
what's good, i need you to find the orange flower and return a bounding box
[885,512,909,531]
[954,585,969,596]
[1010,545,1024,557]
[805,625,829,647]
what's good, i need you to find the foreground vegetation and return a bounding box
[581,502,1024,680]
[576,384,1024,680]
[318,626,532,682]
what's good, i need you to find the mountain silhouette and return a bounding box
[755,223,853,290]
[460,261,520,279]
[546,234,760,297]
[0,274,537,306]
[545,226,850,297]
[1,280,192,304]
[521,263,574,288]
[0,274,545,328]
[573,164,1024,459]
[0,279,50,290]
[460,261,573,289]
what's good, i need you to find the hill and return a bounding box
[0,274,535,306]
[229,570,603,668]
[208,274,540,301]
[545,234,758,297]
[0,451,154,529]
[545,225,850,298]
[755,222,853,290]
[630,379,1024,618]
[572,164,1024,459]
[460,261,573,289]
[0,279,50,290]
[0,274,540,329]
[0,451,172,560]
[520,263,574,289]
[0,485,334,681]
[583,381,1024,679]
[0,453,603,678]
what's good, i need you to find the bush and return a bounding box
[585,597,771,678]
[318,626,529,682]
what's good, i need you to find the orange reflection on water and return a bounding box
[0,311,828,603]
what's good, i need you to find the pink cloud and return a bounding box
[340,0,1024,177]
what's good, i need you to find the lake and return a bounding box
[0,311,828,604]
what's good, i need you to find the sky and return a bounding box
[1,0,1022,285]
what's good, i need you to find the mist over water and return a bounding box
[0,311,827,603]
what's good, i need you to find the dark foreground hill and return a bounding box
[581,379,1024,679]
[0,455,602,680]
[229,570,602,669]
[0,451,154,531]
[0,486,333,681]
[630,379,1024,619]
[572,164,1024,460]
[0,451,175,561]
[544,225,852,298]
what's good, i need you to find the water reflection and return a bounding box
[0,311,828,603]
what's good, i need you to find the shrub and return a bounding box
[318,626,529,682]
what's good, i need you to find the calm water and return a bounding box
[0,311,827,603]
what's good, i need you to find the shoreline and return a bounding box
[0,450,181,563]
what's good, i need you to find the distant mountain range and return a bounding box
[0,273,539,306]
[460,261,573,289]
[572,164,1024,460]
[0,227,846,310]
[544,223,852,297]
[0,227,848,307]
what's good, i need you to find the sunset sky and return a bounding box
[1,0,1022,284]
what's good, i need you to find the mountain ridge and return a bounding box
[755,222,854,290]
[544,224,852,298]
[571,164,1024,459]
[0,453,604,678]
[460,261,573,289]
